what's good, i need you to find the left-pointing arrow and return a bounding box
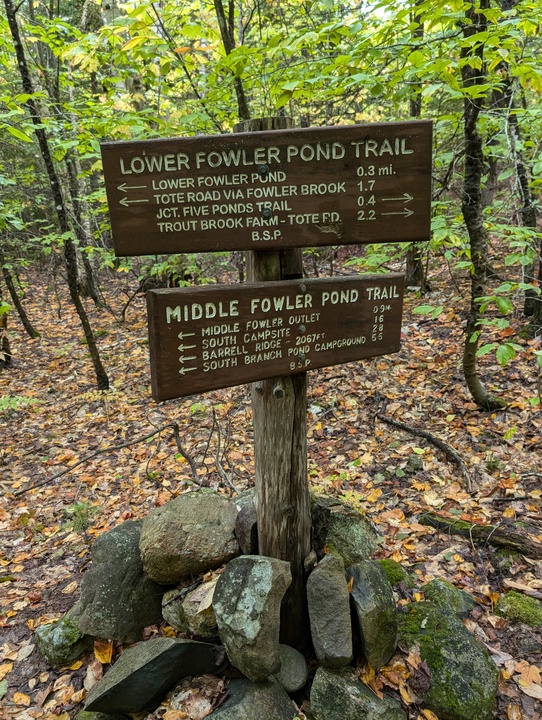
[119,197,149,206]
[179,355,197,363]
[179,366,197,376]
[117,183,147,192]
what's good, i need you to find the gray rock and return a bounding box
[307,555,352,668]
[273,644,308,693]
[162,578,218,638]
[347,560,397,671]
[312,496,380,566]
[84,637,226,714]
[140,491,240,584]
[210,678,296,719]
[310,666,406,720]
[35,601,93,669]
[77,712,129,720]
[377,559,414,589]
[398,602,498,720]
[235,502,258,555]
[421,578,475,618]
[213,555,291,681]
[77,520,164,644]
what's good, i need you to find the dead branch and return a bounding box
[13,422,200,497]
[376,406,473,492]
[419,512,542,559]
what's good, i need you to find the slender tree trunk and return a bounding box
[460,0,505,410]
[0,291,12,368]
[214,0,251,120]
[0,251,39,338]
[4,0,109,389]
[405,4,429,291]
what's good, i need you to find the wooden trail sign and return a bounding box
[101,121,432,256]
[147,274,404,402]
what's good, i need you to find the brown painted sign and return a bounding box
[102,122,432,256]
[147,274,404,401]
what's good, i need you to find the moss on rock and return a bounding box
[421,578,475,618]
[398,602,498,720]
[495,591,542,627]
[378,559,414,589]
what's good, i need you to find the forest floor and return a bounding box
[0,254,541,720]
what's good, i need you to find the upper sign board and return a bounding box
[101,121,432,256]
[147,274,404,401]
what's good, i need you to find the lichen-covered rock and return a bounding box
[35,601,93,668]
[398,601,498,720]
[140,491,240,584]
[347,560,397,671]
[307,554,352,668]
[421,578,475,618]
[273,644,308,693]
[77,520,164,643]
[209,678,296,719]
[162,578,218,638]
[496,591,542,627]
[312,496,380,566]
[213,555,291,682]
[77,711,130,720]
[378,559,414,589]
[84,637,226,714]
[310,666,406,720]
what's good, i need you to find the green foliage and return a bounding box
[63,501,98,534]
[0,395,42,414]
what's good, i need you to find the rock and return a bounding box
[162,578,219,638]
[398,601,498,720]
[378,559,414,589]
[235,502,258,555]
[421,578,475,618]
[407,454,424,471]
[84,637,226,714]
[496,591,542,627]
[310,666,406,720]
[347,560,397,671]
[213,555,291,681]
[77,520,164,644]
[140,491,240,584]
[35,601,93,669]
[273,644,308,693]
[77,711,130,720]
[209,678,296,720]
[307,555,353,668]
[312,496,380,566]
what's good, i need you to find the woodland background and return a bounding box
[0,1,542,719]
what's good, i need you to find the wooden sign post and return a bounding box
[100,117,432,649]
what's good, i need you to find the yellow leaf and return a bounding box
[71,688,86,703]
[507,704,522,720]
[94,638,114,664]
[0,662,13,680]
[6,610,17,618]
[69,660,83,671]
[61,580,78,594]
[347,576,354,592]
[399,682,414,704]
[503,507,516,518]
[367,488,383,503]
[13,692,31,706]
[420,709,440,720]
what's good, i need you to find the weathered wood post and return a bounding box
[234,117,311,648]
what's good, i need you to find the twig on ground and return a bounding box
[374,395,473,492]
[13,422,200,496]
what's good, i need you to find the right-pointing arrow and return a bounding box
[381,193,414,203]
[381,207,414,218]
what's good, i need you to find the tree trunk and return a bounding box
[0,293,12,368]
[0,251,40,338]
[235,117,311,650]
[405,5,429,292]
[4,0,109,390]
[460,0,505,410]
[213,0,250,121]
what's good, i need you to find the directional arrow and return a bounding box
[178,331,196,340]
[179,355,197,363]
[178,343,196,352]
[117,183,147,192]
[381,193,414,203]
[119,197,149,207]
[381,208,414,218]
[178,366,197,376]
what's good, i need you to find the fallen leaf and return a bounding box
[35,683,53,707]
[507,704,522,720]
[0,663,13,681]
[13,691,31,706]
[84,659,103,691]
[61,580,78,594]
[94,638,114,664]
[419,709,440,720]
[519,682,542,700]
[53,674,71,691]
[16,643,35,661]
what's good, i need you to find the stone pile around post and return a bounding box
[34,490,499,720]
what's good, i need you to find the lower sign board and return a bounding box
[101,121,432,256]
[147,274,404,401]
